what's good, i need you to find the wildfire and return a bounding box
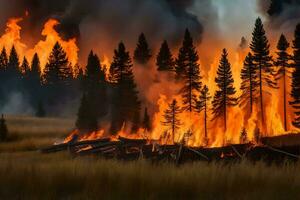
[0,16,79,72]
[0,18,27,57]
[62,50,296,148]
[0,15,296,148]
[27,19,79,71]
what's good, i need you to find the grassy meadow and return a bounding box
[0,116,299,199]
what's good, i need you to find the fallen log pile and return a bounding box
[40,137,300,164]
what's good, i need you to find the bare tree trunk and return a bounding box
[249,66,253,114]
[259,63,265,133]
[283,68,287,131]
[204,101,207,139]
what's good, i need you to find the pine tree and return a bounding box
[162,99,182,144]
[239,127,248,144]
[26,53,42,106]
[142,107,151,131]
[212,49,237,132]
[20,57,30,94]
[133,33,152,64]
[20,57,30,76]
[176,29,202,112]
[7,45,21,81]
[76,93,98,131]
[30,53,42,85]
[175,29,197,80]
[82,51,107,118]
[0,114,8,141]
[240,52,259,114]
[0,47,8,70]
[0,48,8,100]
[196,85,211,141]
[156,40,174,71]
[7,46,20,72]
[274,34,291,131]
[250,18,276,128]
[36,100,46,117]
[110,42,141,133]
[43,42,72,85]
[290,24,300,128]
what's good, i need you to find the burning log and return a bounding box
[40,138,111,153]
[77,141,120,155]
[41,137,300,164]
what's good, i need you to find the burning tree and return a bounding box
[176,29,202,112]
[290,24,300,128]
[274,34,291,131]
[0,48,8,71]
[0,48,7,103]
[212,49,237,132]
[156,40,174,71]
[176,29,198,80]
[162,99,182,144]
[240,52,259,114]
[20,57,30,76]
[20,57,30,94]
[239,128,248,144]
[134,33,152,65]
[250,18,276,129]
[43,42,73,85]
[110,42,141,133]
[42,42,75,111]
[196,85,211,144]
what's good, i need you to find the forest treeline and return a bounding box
[1,17,300,136]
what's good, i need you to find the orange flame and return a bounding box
[27,19,79,72]
[62,50,297,147]
[0,17,26,56]
[0,17,78,73]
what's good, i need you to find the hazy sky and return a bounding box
[190,0,263,48]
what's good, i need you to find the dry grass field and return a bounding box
[0,116,299,199]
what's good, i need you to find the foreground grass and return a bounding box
[0,152,299,200]
[0,115,74,152]
[0,116,299,199]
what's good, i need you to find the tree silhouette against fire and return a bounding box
[1,17,300,145]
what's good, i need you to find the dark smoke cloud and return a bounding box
[257,0,300,32]
[0,0,203,52]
